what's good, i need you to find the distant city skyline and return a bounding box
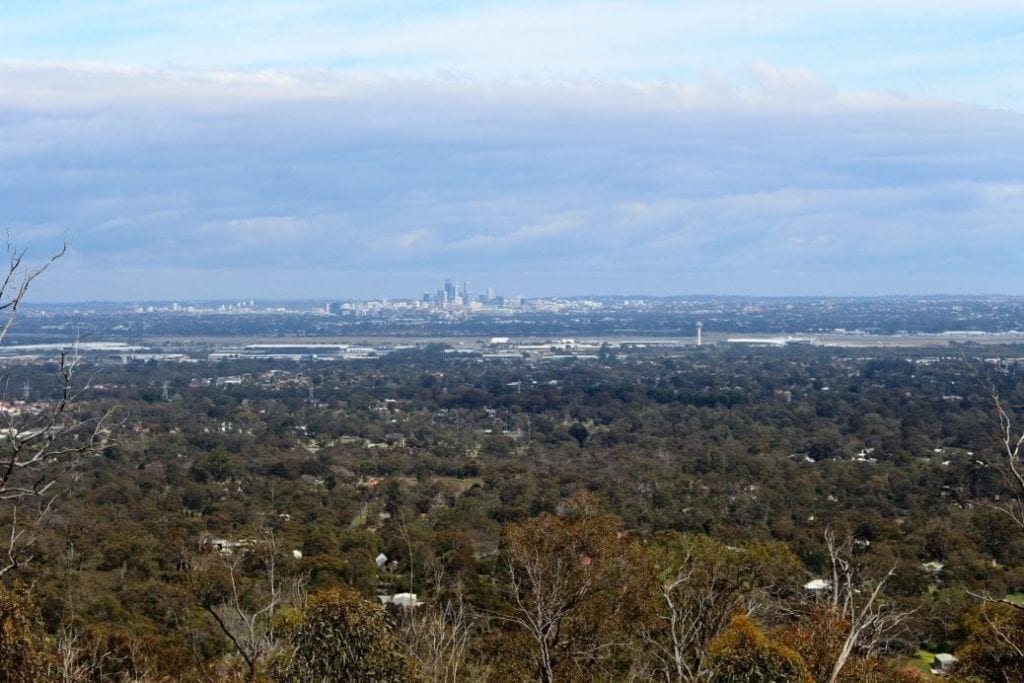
[1,2,1022,301]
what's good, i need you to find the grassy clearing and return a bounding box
[906,650,935,674]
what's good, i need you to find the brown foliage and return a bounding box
[496,492,659,681]
[778,607,920,683]
[707,614,812,683]
[954,602,1024,682]
[0,582,52,682]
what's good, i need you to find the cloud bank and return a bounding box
[0,63,1021,300]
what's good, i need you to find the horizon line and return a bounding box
[22,292,1024,306]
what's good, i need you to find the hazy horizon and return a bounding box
[25,291,1024,306]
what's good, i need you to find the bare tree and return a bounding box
[498,535,589,683]
[398,580,474,683]
[635,534,802,683]
[821,528,913,683]
[0,239,113,576]
[984,374,1024,535]
[193,531,303,682]
[650,565,706,682]
[490,507,655,683]
[638,560,727,683]
[54,621,89,683]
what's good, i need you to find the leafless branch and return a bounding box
[195,530,297,682]
[821,528,915,683]
[399,573,475,683]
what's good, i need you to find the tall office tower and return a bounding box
[444,279,456,304]
[486,286,495,302]
[422,291,431,303]
[461,281,470,306]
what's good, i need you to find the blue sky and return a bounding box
[0,1,1022,299]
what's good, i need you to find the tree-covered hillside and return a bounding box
[2,346,1023,680]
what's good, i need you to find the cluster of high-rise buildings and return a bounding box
[422,278,502,309]
[322,279,518,317]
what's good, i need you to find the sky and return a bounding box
[0,1,1022,300]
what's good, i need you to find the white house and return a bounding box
[931,652,957,675]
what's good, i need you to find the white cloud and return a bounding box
[450,214,586,251]
[3,1,1022,109]
[0,61,1020,298]
[0,60,973,118]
